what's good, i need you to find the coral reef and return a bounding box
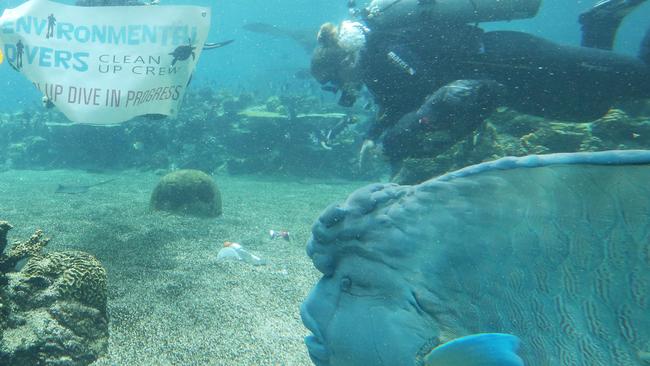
[392,107,650,184]
[150,169,223,217]
[0,88,371,179]
[224,108,363,177]
[0,85,648,183]
[21,251,107,313]
[0,222,108,366]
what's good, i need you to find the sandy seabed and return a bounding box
[0,169,368,365]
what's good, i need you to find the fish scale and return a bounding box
[430,165,650,366]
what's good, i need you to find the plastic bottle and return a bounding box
[217,242,267,266]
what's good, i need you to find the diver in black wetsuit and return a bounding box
[311,0,650,179]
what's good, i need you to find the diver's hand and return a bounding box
[360,139,375,155]
[359,139,381,171]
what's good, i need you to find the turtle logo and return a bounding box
[169,38,196,66]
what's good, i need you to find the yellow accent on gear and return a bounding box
[0,48,4,64]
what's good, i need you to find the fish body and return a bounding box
[242,22,317,52]
[302,150,650,366]
[203,40,234,50]
[55,179,116,194]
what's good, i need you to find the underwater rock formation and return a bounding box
[0,221,11,254]
[0,222,108,366]
[225,108,364,177]
[302,150,650,366]
[0,88,371,179]
[392,108,650,184]
[150,169,223,217]
[0,85,648,183]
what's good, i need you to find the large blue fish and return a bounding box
[301,150,650,366]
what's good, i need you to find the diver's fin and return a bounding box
[423,333,524,366]
[579,0,647,50]
[203,40,234,50]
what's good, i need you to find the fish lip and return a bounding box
[300,301,325,340]
[305,335,330,365]
[300,298,331,364]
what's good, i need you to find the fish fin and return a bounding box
[203,40,234,50]
[423,333,523,366]
[638,350,650,362]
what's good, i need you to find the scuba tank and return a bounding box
[364,0,542,28]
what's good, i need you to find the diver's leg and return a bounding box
[579,0,647,50]
[477,31,650,120]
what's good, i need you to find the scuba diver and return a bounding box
[311,0,650,180]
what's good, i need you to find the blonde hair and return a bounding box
[311,22,359,85]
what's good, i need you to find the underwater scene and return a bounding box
[1,0,650,365]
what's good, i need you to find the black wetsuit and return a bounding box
[361,22,650,141]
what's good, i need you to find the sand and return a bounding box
[0,169,368,365]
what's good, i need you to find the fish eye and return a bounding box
[340,277,351,291]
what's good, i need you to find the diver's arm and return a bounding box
[365,112,390,141]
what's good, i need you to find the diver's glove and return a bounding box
[382,79,504,161]
[358,139,383,172]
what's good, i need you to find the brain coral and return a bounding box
[150,169,222,217]
[22,251,107,314]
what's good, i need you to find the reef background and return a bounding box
[1,90,649,184]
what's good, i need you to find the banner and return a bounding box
[0,0,210,124]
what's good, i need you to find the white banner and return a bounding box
[0,0,211,124]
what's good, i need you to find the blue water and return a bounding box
[1,0,649,112]
[2,2,650,365]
